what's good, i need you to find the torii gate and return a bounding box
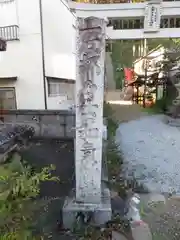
[69,0,180,39]
[63,1,180,228]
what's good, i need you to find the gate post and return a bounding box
[63,17,111,229]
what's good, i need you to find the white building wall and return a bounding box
[0,0,76,110]
[0,0,17,26]
[0,0,45,109]
[42,0,76,110]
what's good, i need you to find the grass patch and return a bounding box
[0,153,59,240]
[141,105,163,115]
[142,94,174,115]
[104,102,131,199]
[103,101,118,138]
[141,98,167,114]
[103,102,122,181]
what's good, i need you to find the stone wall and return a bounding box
[0,110,75,138]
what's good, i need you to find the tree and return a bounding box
[0,153,59,240]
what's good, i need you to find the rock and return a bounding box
[169,194,180,200]
[112,231,128,240]
[111,190,119,198]
[148,193,166,206]
[131,222,152,240]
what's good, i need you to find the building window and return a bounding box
[47,77,75,100]
[161,17,180,28]
[112,18,144,30]
[0,87,16,109]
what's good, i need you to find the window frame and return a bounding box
[46,77,75,99]
[0,87,17,109]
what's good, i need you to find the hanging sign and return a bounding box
[144,1,162,33]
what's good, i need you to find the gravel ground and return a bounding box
[115,114,180,239]
[140,195,180,240]
[116,114,180,194]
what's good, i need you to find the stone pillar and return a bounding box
[62,17,111,229]
[75,17,106,204]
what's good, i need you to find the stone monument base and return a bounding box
[62,182,112,229]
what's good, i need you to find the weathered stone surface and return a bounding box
[75,17,107,204]
[131,223,152,240]
[63,17,112,229]
[148,193,166,206]
[112,231,128,240]
[63,184,111,229]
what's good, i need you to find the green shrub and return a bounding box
[103,102,118,138]
[0,154,59,240]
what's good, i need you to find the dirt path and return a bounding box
[141,196,180,240]
[109,103,147,123]
[20,140,74,240]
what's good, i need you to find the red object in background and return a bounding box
[124,68,134,82]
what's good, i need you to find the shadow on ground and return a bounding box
[20,139,75,240]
